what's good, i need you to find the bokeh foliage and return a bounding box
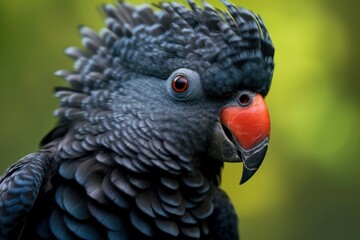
[0,0,359,239]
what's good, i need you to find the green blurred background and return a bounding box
[0,0,359,239]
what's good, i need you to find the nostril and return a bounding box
[238,93,252,107]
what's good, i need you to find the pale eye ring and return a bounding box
[166,68,203,102]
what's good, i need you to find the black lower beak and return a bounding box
[239,138,269,184]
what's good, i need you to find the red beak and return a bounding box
[220,91,270,184]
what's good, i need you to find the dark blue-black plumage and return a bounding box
[0,0,274,239]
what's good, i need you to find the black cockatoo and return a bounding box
[0,0,274,239]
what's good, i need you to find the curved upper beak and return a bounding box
[220,91,270,184]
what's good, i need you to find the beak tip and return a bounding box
[239,166,260,185]
[239,140,268,185]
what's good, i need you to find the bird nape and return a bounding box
[0,0,274,239]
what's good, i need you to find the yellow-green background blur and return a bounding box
[0,0,359,239]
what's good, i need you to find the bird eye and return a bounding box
[166,68,203,102]
[172,75,189,93]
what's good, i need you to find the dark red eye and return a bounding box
[172,75,189,93]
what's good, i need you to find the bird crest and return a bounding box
[56,0,274,97]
